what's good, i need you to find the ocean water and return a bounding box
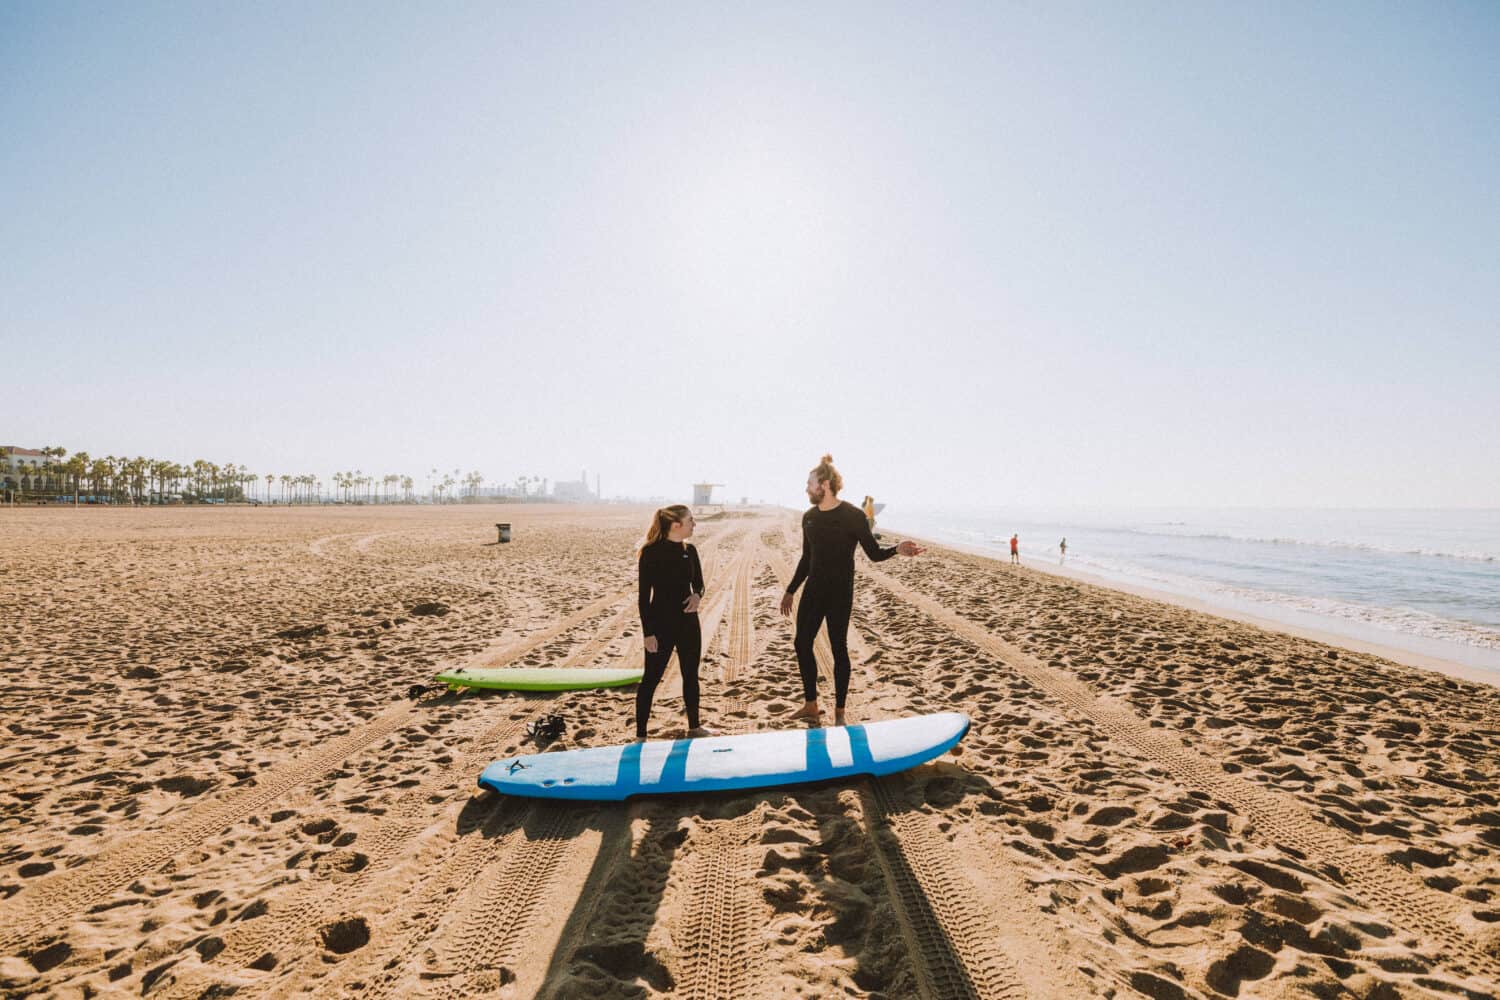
[879,506,1500,674]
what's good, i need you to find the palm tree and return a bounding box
[102,455,122,501]
[126,456,148,504]
[86,456,109,501]
[37,446,55,496]
[67,452,88,503]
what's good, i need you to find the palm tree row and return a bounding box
[5,446,561,509]
[3,447,266,504]
[2,446,526,505]
[330,471,417,504]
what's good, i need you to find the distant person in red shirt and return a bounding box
[1010,533,1020,565]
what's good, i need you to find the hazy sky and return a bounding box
[3,2,1496,508]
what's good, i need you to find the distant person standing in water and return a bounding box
[781,455,923,726]
[636,505,715,740]
[1059,537,1067,560]
[1010,533,1020,564]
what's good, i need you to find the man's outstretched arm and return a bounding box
[854,508,924,562]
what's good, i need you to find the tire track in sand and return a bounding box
[784,542,1038,1000]
[720,540,757,684]
[673,807,766,1000]
[0,579,641,957]
[868,563,1500,984]
[862,778,1029,1000]
[410,803,591,999]
[152,704,539,999]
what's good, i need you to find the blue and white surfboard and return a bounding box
[477,712,970,801]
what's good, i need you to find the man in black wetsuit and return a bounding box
[779,454,924,725]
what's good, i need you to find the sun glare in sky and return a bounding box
[2,2,1496,507]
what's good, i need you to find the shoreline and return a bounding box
[895,529,1500,689]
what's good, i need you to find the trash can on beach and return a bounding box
[496,523,512,543]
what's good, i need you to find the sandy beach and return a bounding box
[3,504,1498,999]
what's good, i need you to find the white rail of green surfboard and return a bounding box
[436,666,643,691]
[478,712,970,801]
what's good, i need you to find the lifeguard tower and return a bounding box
[692,482,723,509]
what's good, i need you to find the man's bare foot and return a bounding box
[687,726,719,738]
[833,710,847,727]
[789,702,822,720]
[632,734,648,743]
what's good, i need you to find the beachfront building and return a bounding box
[1,446,55,495]
[552,470,598,503]
[692,482,722,507]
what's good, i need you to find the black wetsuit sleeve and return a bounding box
[787,523,810,594]
[638,549,656,635]
[854,507,899,562]
[690,545,704,596]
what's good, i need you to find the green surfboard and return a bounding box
[435,666,643,691]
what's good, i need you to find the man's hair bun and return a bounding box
[810,454,844,495]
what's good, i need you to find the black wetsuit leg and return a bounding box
[635,615,703,737]
[794,587,855,707]
[676,616,702,730]
[637,631,678,738]
[793,592,826,703]
[824,589,854,709]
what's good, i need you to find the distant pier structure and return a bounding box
[692,482,723,507]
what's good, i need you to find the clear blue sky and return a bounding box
[3,2,1496,507]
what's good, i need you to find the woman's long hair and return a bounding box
[639,504,691,556]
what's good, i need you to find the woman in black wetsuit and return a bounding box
[636,504,715,740]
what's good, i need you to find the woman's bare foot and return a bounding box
[686,726,719,738]
[632,734,648,743]
[833,710,847,727]
[789,701,822,721]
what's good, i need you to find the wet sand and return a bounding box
[2,505,1498,999]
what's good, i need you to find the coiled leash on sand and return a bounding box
[526,714,566,744]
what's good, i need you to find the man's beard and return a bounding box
[807,485,825,504]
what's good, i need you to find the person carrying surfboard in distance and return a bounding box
[780,455,924,726]
[636,504,716,740]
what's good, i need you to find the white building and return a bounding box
[1,446,54,493]
[552,469,598,503]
